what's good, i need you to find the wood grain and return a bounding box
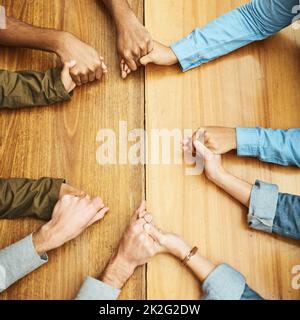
[0,0,145,300]
[145,0,300,300]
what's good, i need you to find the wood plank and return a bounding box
[0,0,145,300]
[145,0,300,300]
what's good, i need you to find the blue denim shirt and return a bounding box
[249,180,300,240]
[237,128,300,167]
[171,0,299,72]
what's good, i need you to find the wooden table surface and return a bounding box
[0,0,299,300]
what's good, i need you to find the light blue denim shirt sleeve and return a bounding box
[76,276,121,300]
[249,180,300,240]
[0,234,48,292]
[203,264,246,300]
[236,128,300,167]
[171,0,299,71]
[203,264,263,300]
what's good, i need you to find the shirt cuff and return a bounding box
[248,180,279,233]
[236,128,260,157]
[0,234,48,292]
[171,37,203,72]
[48,68,73,103]
[76,277,121,300]
[202,264,246,300]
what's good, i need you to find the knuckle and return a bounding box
[139,43,146,50]
[124,50,132,59]
[133,48,140,56]
[131,224,140,234]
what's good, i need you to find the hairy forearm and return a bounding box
[100,252,135,289]
[210,170,252,208]
[0,15,64,53]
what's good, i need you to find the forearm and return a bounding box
[76,252,128,300]
[0,15,64,53]
[102,0,134,27]
[209,169,252,208]
[186,254,216,283]
[100,252,135,289]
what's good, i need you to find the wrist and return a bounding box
[229,128,237,150]
[53,31,72,57]
[32,225,52,256]
[101,253,136,290]
[115,10,139,31]
[40,29,67,54]
[176,243,192,261]
[206,166,227,184]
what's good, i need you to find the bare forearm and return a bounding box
[173,239,215,283]
[102,0,135,27]
[210,170,252,208]
[186,254,216,283]
[0,15,64,53]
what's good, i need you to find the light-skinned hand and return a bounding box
[33,195,109,255]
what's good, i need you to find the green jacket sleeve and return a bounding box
[0,177,65,220]
[0,68,72,109]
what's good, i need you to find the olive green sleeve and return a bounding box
[0,68,72,109]
[0,177,65,220]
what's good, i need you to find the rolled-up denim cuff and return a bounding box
[248,180,279,233]
[76,276,121,300]
[0,234,48,292]
[236,128,260,157]
[171,37,203,72]
[202,264,246,300]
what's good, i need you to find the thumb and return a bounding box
[62,60,77,73]
[193,140,214,161]
[140,53,153,66]
[144,224,164,244]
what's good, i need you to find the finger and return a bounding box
[91,196,105,212]
[138,210,147,219]
[88,71,96,82]
[182,138,191,147]
[140,53,153,66]
[193,140,214,161]
[144,224,164,244]
[62,60,77,75]
[120,61,127,79]
[132,201,147,221]
[96,67,103,80]
[195,128,205,142]
[80,74,89,84]
[101,61,108,74]
[143,213,153,223]
[147,38,154,54]
[72,74,82,86]
[192,129,205,157]
[125,58,138,71]
[88,207,109,226]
